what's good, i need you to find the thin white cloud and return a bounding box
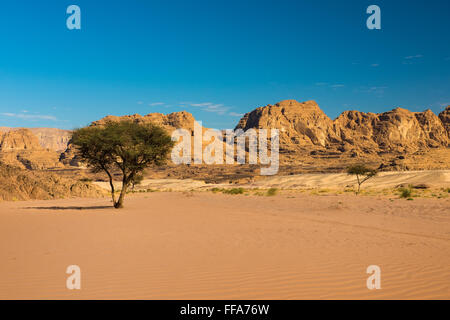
[370,63,380,67]
[229,112,244,117]
[368,86,388,91]
[404,54,423,59]
[187,102,226,114]
[1,112,57,121]
[358,86,388,97]
[137,101,144,105]
[330,84,345,88]
[190,102,214,107]
[149,102,164,106]
[403,55,423,65]
[182,101,234,115]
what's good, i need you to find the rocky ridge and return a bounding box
[1,100,449,172]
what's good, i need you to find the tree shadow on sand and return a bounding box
[24,205,112,211]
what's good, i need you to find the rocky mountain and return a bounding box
[1,100,449,172]
[439,106,450,135]
[90,111,198,133]
[0,128,63,169]
[235,100,449,154]
[236,100,337,150]
[0,127,71,151]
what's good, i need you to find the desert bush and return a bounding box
[346,164,378,195]
[399,187,412,198]
[223,188,245,195]
[266,188,278,196]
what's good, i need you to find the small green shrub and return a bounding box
[266,188,278,196]
[399,187,412,199]
[223,188,245,195]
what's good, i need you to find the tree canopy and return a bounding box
[347,164,378,195]
[71,120,174,208]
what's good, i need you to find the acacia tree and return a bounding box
[71,120,174,208]
[347,164,378,195]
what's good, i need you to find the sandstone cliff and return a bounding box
[0,129,63,169]
[91,111,198,133]
[3,100,449,172]
[0,127,71,151]
[236,100,449,156]
[439,106,450,135]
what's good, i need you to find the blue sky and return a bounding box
[0,0,449,129]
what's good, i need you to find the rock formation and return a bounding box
[91,111,198,133]
[0,129,63,169]
[439,106,450,135]
[236,100,449,155]
[2,100,449,172]
[0,162,106,201]
[0,127,71,151]
[236,100,338,150]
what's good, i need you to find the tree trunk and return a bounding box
[356,174,361,195]
[104,169,116,205]
[114,185,127,209]
[114,175,130,209]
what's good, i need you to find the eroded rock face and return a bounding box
[439,106,450,135]
[28,128,71,152]
[0,127,71,151]
[0,128,42,151]
[235,100,337,150]
[0,129,62,169]
[91,111,197,134]
[235,100,449,154]
[3,100,449,172]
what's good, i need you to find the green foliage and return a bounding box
[210,187,245,195]
[266,188,278,196]
[223,188,245,195]
[130,174,144,191]
[346,164,378,195]
[399,187,412,199]
[71,120,174,208]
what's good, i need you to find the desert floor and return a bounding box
[94,169,450,192]
[0,192,449,299]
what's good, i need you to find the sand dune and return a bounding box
[0,192,449,299]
